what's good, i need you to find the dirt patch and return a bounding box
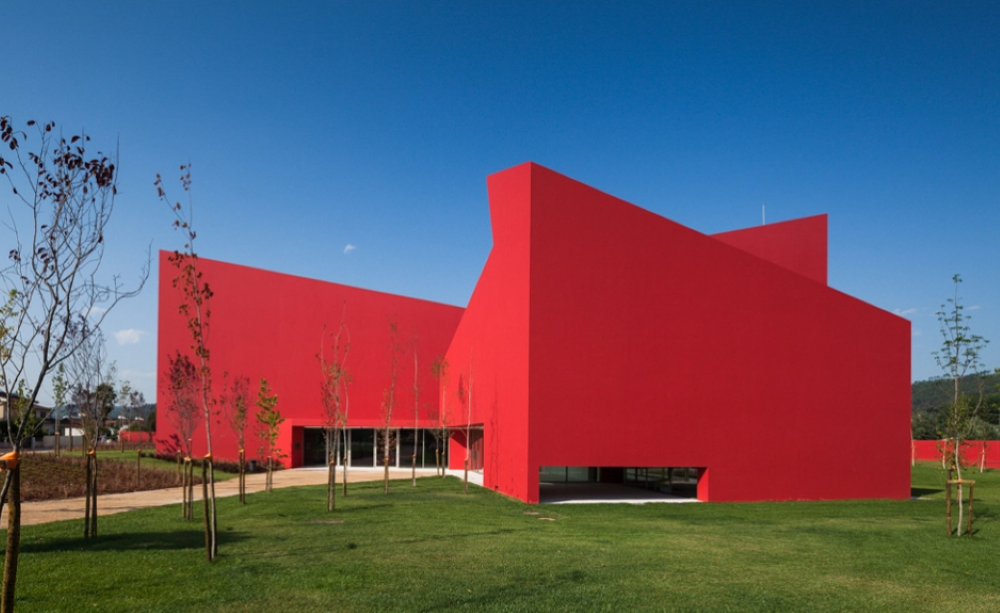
[20,454,192,502]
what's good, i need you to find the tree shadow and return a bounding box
[395,527,518,546]
[910,487,942,497]
[20,528,248,554]
[336,502,395,513]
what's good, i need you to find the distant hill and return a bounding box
[912,371,1000,439]
[912,372,998,414]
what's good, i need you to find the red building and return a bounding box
[157,162,911,503]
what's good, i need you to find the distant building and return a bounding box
[157,163,910,503]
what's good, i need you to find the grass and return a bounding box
[103,450,239,480]
[5,463,999,612]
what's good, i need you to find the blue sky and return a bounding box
[2,1,998,402]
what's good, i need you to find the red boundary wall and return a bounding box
[120,431,153,443]
[912,440,1000,469]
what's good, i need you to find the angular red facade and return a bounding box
[157,162,911,503]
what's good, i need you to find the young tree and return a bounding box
[52,365,68,457]
[124,385,146,450]
[380,315,402,494]
[156,164,218,560]
[410,340,420,487]
[430,355,449,478]
[0,116,148,610]
[219,372,251,504]
[117,380,144,452]
[63,299,117,539]
[318,311,350,511]
[341,381,351,497]
[465,357,474,494]
[254,378,283,493]
[164,352,200,520]
[933,274,989,536]
[118,380,132,452]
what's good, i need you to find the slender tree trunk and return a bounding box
[954,440,964,536]
[464,458,469,494]
[209,460,218,559]
[435,448,440,477]
[186,458,195,520]
[181,459,188,519]
[84,455,93,538]
[202,459,210,560]
[90,454,98,537]
[1,465,21,613]
[238,448,246,504]
[185,462,190,519]
[383,451,390,495]
[412,453,416,487]
[342,454,348,496]
[136,449,141,487]
[328,434,338,512]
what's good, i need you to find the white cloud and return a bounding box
[892,308,918,318]
[912,329,922,337]
[969,305,981,311]
[344,244,356,254]
[114,329,145,345]
[84,305,107,319]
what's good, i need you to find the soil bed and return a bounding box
[19,453,196,502]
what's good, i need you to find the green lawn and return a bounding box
[7,463,998,612]
[97,450,239,481]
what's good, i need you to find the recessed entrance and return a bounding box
[538,466,702,503]
[624,467,700,498]
[302,428,328,466]
[301,427,444,468]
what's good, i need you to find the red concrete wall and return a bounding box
[156,254,464,467]
[443,164,533,499]
[120,431,152,443]
[456,163,909,503]
[156,162,910,504]
[913,440,1000,469]
[712,215,828,285]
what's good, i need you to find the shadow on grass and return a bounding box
[335,502,395,513]
[396,527,519,546]
[21,528,249,554]
[911,487,943,497]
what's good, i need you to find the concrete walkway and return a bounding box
[3,467,440,527]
